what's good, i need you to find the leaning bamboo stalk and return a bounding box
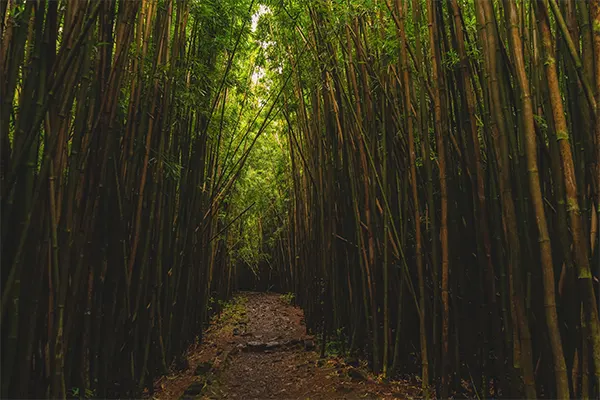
[389,0,429,393]
[503,1,569,397]
[544,0,597,115]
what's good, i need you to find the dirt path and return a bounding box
[151,292,421,399]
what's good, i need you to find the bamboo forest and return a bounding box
[1,0,600,398]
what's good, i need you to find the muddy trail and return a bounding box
[149,292,421,399]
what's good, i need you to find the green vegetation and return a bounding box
[280,292,295,305]
[67,387,95,400]
[213,296,248,331]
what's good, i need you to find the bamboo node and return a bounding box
[566,198,579,212]
[578,269,592,279]
[555,130,569,141]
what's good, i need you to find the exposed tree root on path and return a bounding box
[149,292,421,399]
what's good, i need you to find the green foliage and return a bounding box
[214,296,248,327]
[324,327,348,356]
[534,114,548,132]
[68,387,95,399]
[220,10,293,272]
[280,292,295,304]
[443,49,460,71]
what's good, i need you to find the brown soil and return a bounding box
[150,292,421,399]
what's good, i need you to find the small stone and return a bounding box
[233,327,240,336]
[234,343,246,353]
[344,357,359,367]
[347,366,369,381]
[184,381,205,395]
[266,341,280,350]
[194,361,212,376]
[303,339,315,351]
[247,341,266,351]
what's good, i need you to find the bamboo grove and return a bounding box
[0,0,271,397]
[1,0,600,399]
[265,0,600,398]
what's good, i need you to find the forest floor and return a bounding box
[149,292,422,399]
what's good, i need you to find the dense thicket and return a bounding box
[260,0,600,398]
[0,0,264,397]
[2,0,600,399]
